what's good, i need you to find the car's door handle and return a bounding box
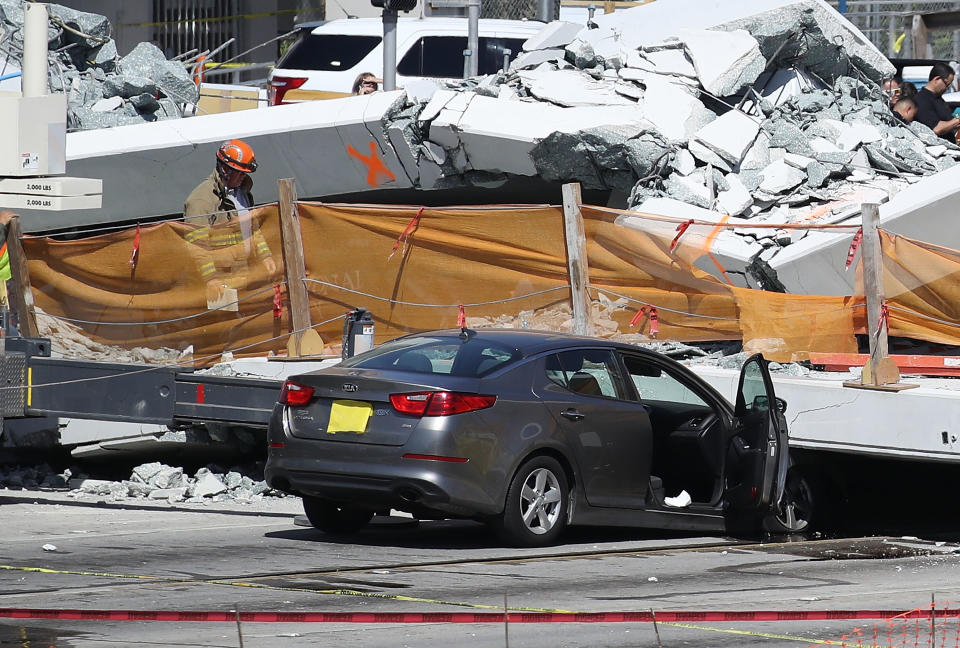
[561,409,585,421]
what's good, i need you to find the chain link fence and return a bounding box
[827,1,960,59]
[480,0,559,21]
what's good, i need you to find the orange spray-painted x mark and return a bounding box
[347,141,396,187]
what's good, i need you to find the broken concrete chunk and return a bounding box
[672,148,697,175]
[91,96,123,112]
[717,173,753,215]
[765,119,814,155]
[675,28,764,96]
[565,36,599,69]
[49,4,111,48]
[759,159,806,193]
[783,152,814,169]
[693,110,760,165]
[574,26,625,68]
[190,470,227,498]
[119,42,198,104]
[688,140,732,172]
[148,487,187,501]
[629,48,698,78]
[664,172,713,208]
[104,73,154,99]
[522,21,584,52]
[527,69,636,107]
[510,49,566,71]
[805,160,829,187]
[639,73,715,142]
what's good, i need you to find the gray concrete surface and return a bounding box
[2,489,960,647]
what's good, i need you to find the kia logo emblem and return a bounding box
[342,383,359,393]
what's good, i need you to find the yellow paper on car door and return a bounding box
[327,400,373,434]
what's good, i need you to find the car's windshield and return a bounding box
[279,34,380,71]
[341,335,522,377]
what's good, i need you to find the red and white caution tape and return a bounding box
[0,608,956,623]
[388,207,424,260]
[845,227,863,270]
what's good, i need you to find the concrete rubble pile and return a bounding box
[465,294,816,374]
[378,0,955,285]
[0,0,197,129]
[0,461,285,503]
[35,307,183,364]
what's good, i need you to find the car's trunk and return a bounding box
[285,370,480,446]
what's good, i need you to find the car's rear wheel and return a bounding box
[302,496,374,534]
[494,456,568,547]
[763,466,816,535]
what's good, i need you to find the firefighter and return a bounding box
[183,139,277,305]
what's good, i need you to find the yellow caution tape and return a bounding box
[662,621,832,644]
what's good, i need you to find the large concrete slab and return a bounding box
[769,165,960,295]
[691,365,960,462]
[591,0,893,83]
[621,197,764,286]
[16,91,412,232]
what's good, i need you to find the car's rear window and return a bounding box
[341,336,521,377]
[278,34,380,71]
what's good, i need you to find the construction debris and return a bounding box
[35,307,183,364]
[0,461,285,504]
[373,0,954,286]
[0,1,197,130]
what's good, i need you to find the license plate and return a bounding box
[327,400,373,434]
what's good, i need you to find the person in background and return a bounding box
[913,62,960,140]
[882,76,902,108]
[893,97,917,124]
[900,80,918,101]
[352,72,379,95]
[183,139,276,305]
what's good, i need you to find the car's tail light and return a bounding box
[390,391,496,417]
[279,380,315,406]
[268,76,307,105]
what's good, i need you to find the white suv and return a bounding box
[268,17,543,104]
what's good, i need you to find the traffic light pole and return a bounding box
[382,9,398,91]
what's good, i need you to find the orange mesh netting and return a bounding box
[18,201,960,367]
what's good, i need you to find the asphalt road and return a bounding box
[2,490,960,648]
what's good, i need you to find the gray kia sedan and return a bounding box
[265,329,794,546]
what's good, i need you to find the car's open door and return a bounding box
[724,354,789,513]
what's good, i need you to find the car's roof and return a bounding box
[307,17,545,37]
[407,328,642,356]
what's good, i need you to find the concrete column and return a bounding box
[22,2,49,98]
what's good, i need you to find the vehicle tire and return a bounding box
[302,497,374,534]
[763,466,816,535]
[494,456,569,547]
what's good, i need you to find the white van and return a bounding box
[268,17,544,104]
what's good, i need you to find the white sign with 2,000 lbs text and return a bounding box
[0,193,102,211]
[0,177,103,197]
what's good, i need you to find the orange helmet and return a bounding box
[216,139,257,173]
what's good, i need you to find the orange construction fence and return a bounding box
[18,201,960,367]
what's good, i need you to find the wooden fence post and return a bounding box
[277,178,323,356]
[6,216,39,338]
[845,202,914,391]
[561,183,594,337]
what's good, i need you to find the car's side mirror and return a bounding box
[750,395,787,414]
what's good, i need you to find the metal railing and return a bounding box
[150,0,241,61]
